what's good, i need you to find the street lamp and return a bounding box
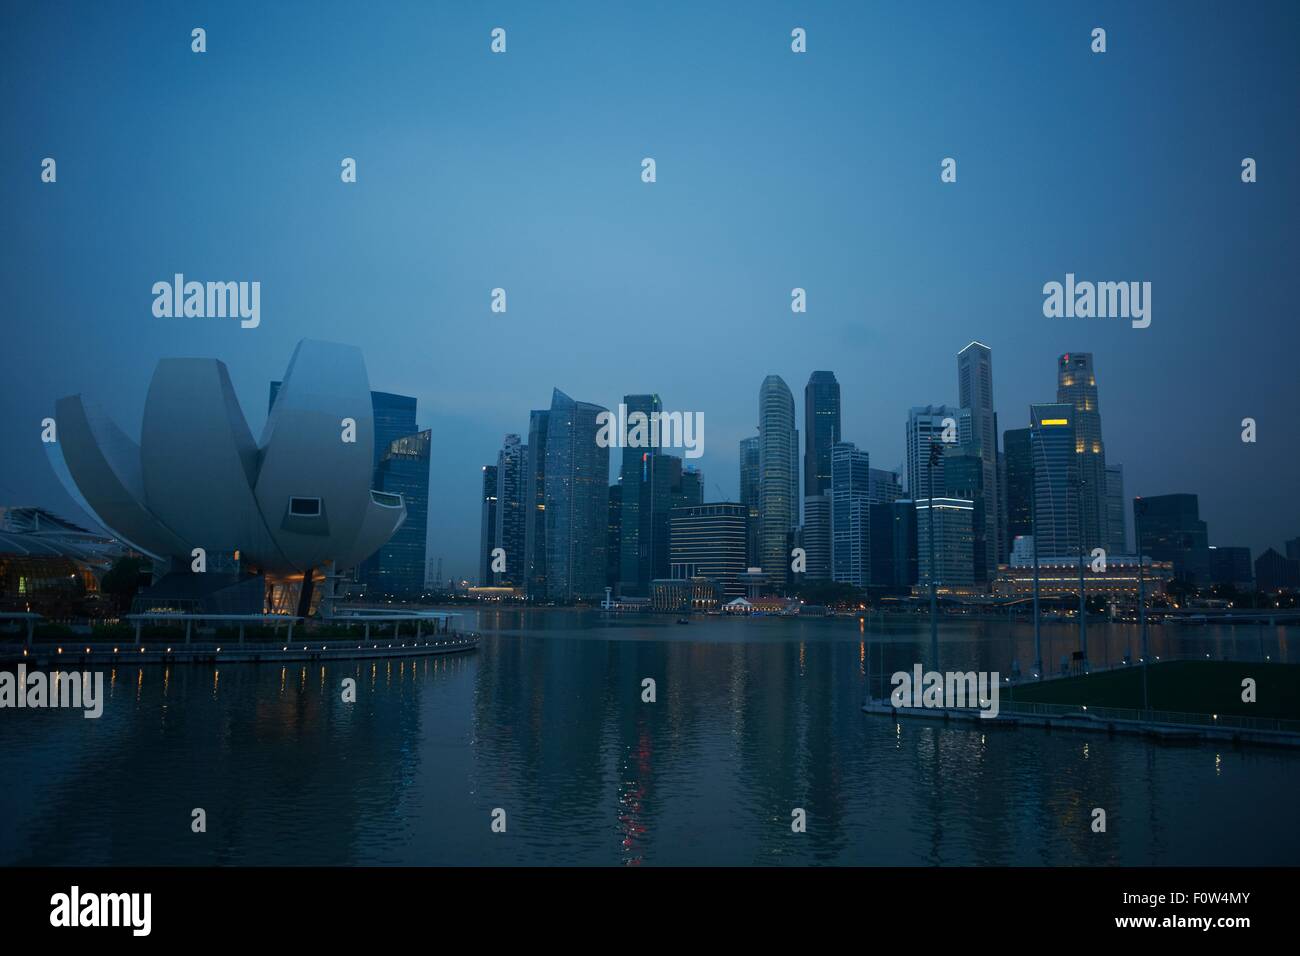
[928,441,942,669]
[1077,469,1088,672]
[1135,497,1150,713]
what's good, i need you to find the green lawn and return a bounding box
[1006,660,1300,720]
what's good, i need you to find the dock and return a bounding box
[862,698,1300,749]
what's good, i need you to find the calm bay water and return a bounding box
[1,610,1296,866]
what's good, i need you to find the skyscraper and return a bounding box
[1105,463,1127,555]
[544,389,610,601]
[618,393,662,597]
[957,342,999,585]
[1029,403,1079,557]
[493,434,527,585]
[649,453,690,583]
[1057,353,1108,552]
[831,442,871,588]
[366,430,430,597]
[758,375,798,590]
[606,483,622,590]
[1002,427,1033,554]
[1208,545,1252,590]
[943,448,986,583]
[739,435,760,566]
[523,409,549,599]
[802,492,831,582]
[916,497,975,589]
[804,371,841,499]
[669,502,748,598]
[1134,493,1210,585]
[678,466,703,509]
[868,467,903,504]
[873,502,915,590]
[906,405,970,501]
[479,464,498,586]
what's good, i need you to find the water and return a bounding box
[1,610,1296,865]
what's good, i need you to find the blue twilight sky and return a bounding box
[2,1,1298,582]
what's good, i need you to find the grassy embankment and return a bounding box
[1006,660,1300,720]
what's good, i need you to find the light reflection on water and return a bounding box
[0,610,1296,866]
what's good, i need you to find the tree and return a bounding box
[795,580,866,608]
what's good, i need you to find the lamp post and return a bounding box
[1030,454,1042,679]
[1077,471,1088,672]
[928,441,942,669]
[1135,497,1149,713]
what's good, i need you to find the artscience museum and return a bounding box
[47,339,407,616]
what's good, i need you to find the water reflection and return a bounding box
[0,611,1295,866]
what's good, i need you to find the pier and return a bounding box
[0,610,480,667]
[863,696,1300,749]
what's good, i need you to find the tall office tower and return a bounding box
[943,449,987,584]
[523,409,550,599]
[1056,353,1108,552]
[1134,493,1210,585]
[606,483,622,590]
[957,342,1000,584]
[802,492,832,581]
[492,434,527,585]
[1208,546,1253,590]
[617,394,662,596]
[649,454,692,582]
[891,499,919,587]
[669,502,749,598]
[916,497,976,588]
[868,496,920,587]
[1003,427,1033,554]
[544,389,610,601]
[868,502,895,588]
[677,466,703,509]
[1029,403,1079,557]
[365,430,431,597]
[906,405,971,500]
[804,371,841,499]
[739,435,761,566]
[868,467,903,504]
[1105,463,1127,554]
[758,375,798,590]
[831,442,871,588]
[994,410,1007,564]
[479,464,498,586]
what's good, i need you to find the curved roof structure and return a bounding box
[47,339,406,576]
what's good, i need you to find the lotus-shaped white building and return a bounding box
[48,339,406,612]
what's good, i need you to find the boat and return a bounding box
[675,617,690,625]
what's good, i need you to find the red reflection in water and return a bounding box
[618,723,654,865]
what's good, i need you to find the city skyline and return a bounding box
[7,341,1297,586]
[4,3,1297,582]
